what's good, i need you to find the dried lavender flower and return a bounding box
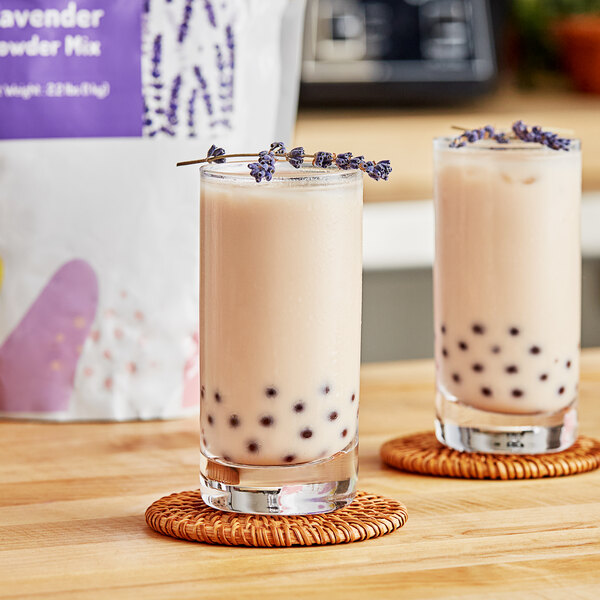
[287,146,304,169]
[335,152,353,170]
[207,144,226,163]
[312,152,334,168]
[349,155,365,169]
[270,142,286,154]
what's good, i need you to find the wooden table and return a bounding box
[2,350,600,599]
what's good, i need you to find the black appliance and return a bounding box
[300,0,501,105]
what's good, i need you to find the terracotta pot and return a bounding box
[555,15,600,94]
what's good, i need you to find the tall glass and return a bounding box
[199,161,362,514]
[433,138,581,454]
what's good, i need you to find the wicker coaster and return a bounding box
[381,432,600,480]
[145,490,408,547]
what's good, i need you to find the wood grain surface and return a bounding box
[2,349,600,599]
[295,85,600,203]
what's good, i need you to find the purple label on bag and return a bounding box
[0,1,143,140]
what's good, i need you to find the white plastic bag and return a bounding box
[0,0,305,420]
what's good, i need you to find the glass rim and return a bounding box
[199,159,364,185]
[433,136,581,152]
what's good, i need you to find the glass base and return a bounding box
[435,392,578,454]
[199,441,358,515]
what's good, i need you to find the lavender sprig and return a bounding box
[178,145,392,183]
[178,0,194,44]
[450,121,571,151]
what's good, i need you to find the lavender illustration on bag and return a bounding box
[0,260,98,413]
[142,0,235,137]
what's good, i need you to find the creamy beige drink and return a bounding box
[200,164,362,467]
[434,138,581,453]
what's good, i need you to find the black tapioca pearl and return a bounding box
[265,387,278,398]
[472,323,485,335]
[540,373,549,381]
[442,347,449,358]
[472,363,484,373]
[566,360,572,369]
[283,454,295,463]
[351,393,356,402]
[558,386,565,395]
[223,455,232,462]
[441,324,446,334]
[509,327,520,336]
[301,428,313,439]
[214,391,222,403]
[458,341,468,351]
[511,389,524,398]
[207,414,214,425]
[530,346,541,355]
[481,387,492,397]
[229,414,240,427]
[322,385,331,395]
[200,386,205,399]
[491,345,501,354]
[247,441,259,453]
[329,411,338,421]
[293,402,305,413]
[341,428,348,438]
[505,365,518,374]
[260,415,274,427]
[452,373,461,383]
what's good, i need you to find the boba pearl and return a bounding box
[481,387,492,397]
[472,363,484,373]
[511,389,524,398]
[265,387,278,398]
[452,373,461,383]
[229,414,240,427]
[530,346,541,355]
[472,323,485,334]
[505,365,518,374]
[329,411,338,421]
[458,341,468,351]
[509,327,520,336]
[293,401,305,413]
[341,428,348,438]
[260,415,274,427]
[247,441,259,453]
[301,428,313,439]
[283,454,295,463]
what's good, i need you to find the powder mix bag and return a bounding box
[0,0,305,420]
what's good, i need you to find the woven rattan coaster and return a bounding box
[145,490,408,547]
[381,432,600,480]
